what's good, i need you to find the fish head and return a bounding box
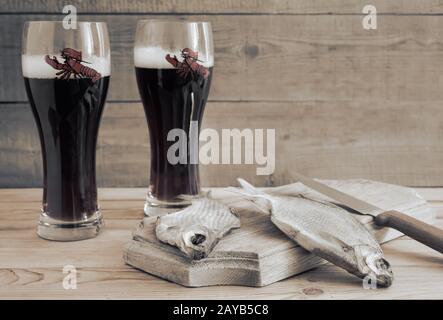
[308,230,394,288]
[155,198,241,261]
[156,221,215,260]
[365,252,393,288]
[178,225,219,260]
[356,245,394,288]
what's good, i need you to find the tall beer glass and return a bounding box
[22,21,111,240]
[134,20,214,216]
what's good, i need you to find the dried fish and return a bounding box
[230,178,394,287]
[155,195,241,260]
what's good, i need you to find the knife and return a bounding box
[292,172,443,254]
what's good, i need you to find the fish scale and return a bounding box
[270,196,380,249]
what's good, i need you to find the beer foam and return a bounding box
[134,46,214,69]
[22,54,111,79]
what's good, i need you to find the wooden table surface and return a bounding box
[0,188,442,300]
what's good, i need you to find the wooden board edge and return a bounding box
[123,239,263,287]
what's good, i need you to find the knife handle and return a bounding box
[375,210,443,254]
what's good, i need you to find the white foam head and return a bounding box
[22,54,111,79]
[134,46,214,69]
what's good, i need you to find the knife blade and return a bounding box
[293,172,443,254]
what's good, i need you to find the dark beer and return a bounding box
[24,76,110,221]
[135,66,213,201]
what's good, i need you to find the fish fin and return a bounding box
[225,186,252,197]
[225,186,264,200]
[354,245,393,288]
[237,178,264,195]
[226,178,274,214]
[249,200,271,215]
[225,186,271,215]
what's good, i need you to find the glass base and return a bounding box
[37,210,103,241]
[144,192,201,216]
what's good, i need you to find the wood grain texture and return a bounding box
[2,1,443,187]
[0,187,442,299]
[4,14,443,102]
[2,0,443,14]
[2,100,443,187]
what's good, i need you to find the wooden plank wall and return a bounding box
[1,0,443,187]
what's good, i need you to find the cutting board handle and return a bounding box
[375,211,443,254]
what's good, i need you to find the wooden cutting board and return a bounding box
[123,179,434,287]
